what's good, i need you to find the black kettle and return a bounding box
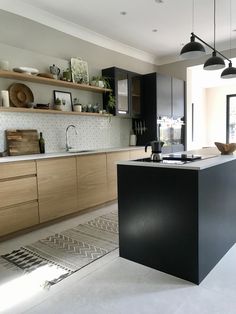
[145,140,164,154]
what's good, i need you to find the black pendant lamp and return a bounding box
[221,62,236,79]
[204,50,225,70]
[180,33,206,59]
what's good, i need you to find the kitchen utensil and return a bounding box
[145,140,165,161]
[6,129,40,156]
[8,83,34,107]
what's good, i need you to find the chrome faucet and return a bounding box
[66,125,78,151]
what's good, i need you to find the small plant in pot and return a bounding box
[54,98,63,111]
[90,76,106,88]
[107,92,116,114]
[73,98,82,112]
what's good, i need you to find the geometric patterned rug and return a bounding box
[0,211,118,288]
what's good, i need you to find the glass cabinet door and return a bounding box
[227,94,236,143]
[131,76,141,117]
[117,71,129,115]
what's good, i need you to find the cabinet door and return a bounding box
[77,154,107,210]
[131,75,142,118]
[37,157,77,222]
[156,74,172,117]
[106,151,130,201]
[172,77,185,118]
[116,70,129,116]
[0,201,39,237]
[0,161,36,180]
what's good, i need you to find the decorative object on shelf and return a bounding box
[13,67,39,75]
[49,64,61,80]
[214,142,236,155]
[90,76,105,88]
[37,73,54,79]
[35,103,50,110]
[8,83,34,108]
[0,60,9,71]
[62,68,72,82]
[73,98,82,112]
[1,90,10,107]
[53,90,72,112]
[71,57,89,84]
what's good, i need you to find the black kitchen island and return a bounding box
[117,151,236,284]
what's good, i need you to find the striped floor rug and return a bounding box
[0,211,118,288]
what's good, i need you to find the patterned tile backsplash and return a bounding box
[0,112,132,153]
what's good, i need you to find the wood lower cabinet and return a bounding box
[0,160,38,237]
[0,201,39,237]
[77,153,107,210]
[37,157,77,222]
[106,151,130,201]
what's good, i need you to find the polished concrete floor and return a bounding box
[0,202,236,314]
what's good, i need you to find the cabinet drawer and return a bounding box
[0,176,37,208]
[0,161,36,180]
[0,201,39,236]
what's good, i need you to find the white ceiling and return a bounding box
[1,0,236,65]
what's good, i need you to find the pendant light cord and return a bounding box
[192,0,195,32]
[213,0,216,50]
[229,0,232,58]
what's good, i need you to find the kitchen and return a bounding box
[1,1,236,313]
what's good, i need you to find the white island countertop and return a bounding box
[0,146,143,163]
[118,148,236,170]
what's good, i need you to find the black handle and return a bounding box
[145,142,150,152]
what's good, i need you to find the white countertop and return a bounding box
[118,149,236,170]
[0,146,143,163]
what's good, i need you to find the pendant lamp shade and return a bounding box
[221,62,236,79]
[180,34,206,59]
[203,51,225,70]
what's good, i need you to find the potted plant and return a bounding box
[54,98,62,111]
[62,68,72,82]
[73,97,82,112]
[90,76,106,88]
[107,92,116,114]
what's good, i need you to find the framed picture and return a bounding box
[70,57,89,84]
[226,94,236,143]
[53,90,73,112]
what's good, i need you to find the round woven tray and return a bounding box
[8,83,34,107]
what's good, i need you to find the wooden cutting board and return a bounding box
[6,129,40,156]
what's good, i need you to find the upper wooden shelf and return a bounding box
[0,107,112,117]
[0,70,112,94]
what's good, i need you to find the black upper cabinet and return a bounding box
[172,77,185,118]
[156,73,185,118]
[102,67,142,118]
[156,74,172,117]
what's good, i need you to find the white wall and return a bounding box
[186,67,208,150]
[205,85,236,145]
[0,11,157,153]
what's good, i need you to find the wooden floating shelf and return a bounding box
[0,107,112,117]
[0,70,112,94]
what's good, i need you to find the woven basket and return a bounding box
[8,83,34,107]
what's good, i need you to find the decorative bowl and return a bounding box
[214,142,236,155]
